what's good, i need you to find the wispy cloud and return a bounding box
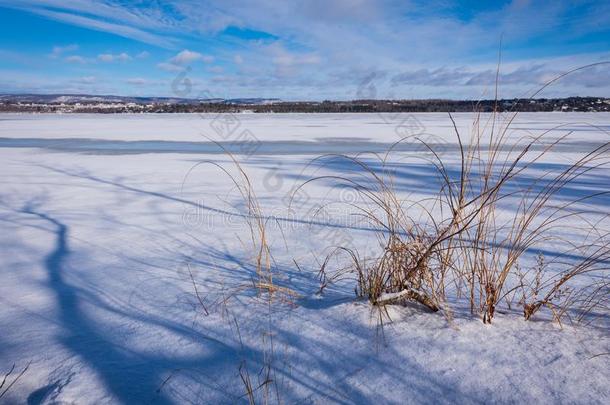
[49,44,79,58]
[157,62,184,72]
[268,43,320,77]
[2,1,177,48]
[64,55,87,64]
[2,0,610,98]
[75,75,96,84]
[98,52,131,62]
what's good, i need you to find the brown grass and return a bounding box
[297,73,610,324]
[183,142,299,304]
[200,65,610,330]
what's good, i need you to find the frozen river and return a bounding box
[1,112,609,404]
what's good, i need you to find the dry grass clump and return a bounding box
[297,153,455,315]
[185,147,295,404]
[517,242,610,324]
[201,97,608,328]
[449,111,610,323]
[183,145,298,305]
[355,234,441,312]
[300,106,609,324]
[199,67,609,330]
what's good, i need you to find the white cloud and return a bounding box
[50,44,79,58]
[97,54,114,62]
[170,49,213,65]
[234,54,244,65]
[265,43,320,77]
[156,49,215,73]
[65,55,87,64]
[136,51,150,59]
[157,62,184,72]
[97,52,131,62]
[76,76,96,84]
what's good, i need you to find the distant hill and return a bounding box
[0,93,280,105]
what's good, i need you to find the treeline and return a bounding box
[255,97,609,113]
[1,97,608,113]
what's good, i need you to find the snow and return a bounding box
[1,112,609,143]
[0,112,608,403]
[376,288,422,304]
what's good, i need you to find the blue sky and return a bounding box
[0,0,609,100]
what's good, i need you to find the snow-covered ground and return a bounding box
[0,113,608,404]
